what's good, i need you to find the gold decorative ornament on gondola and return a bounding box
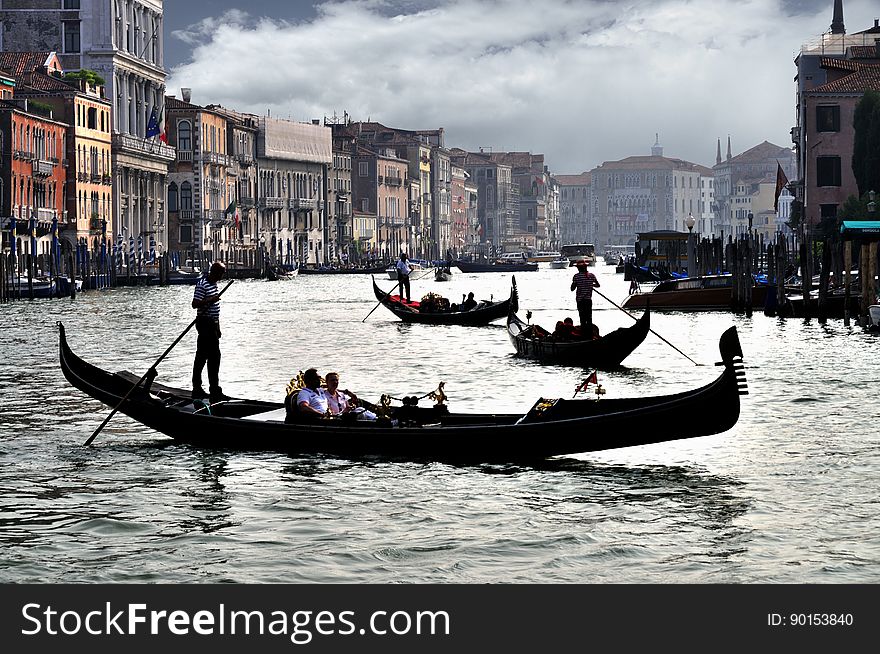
[285,370,326,397]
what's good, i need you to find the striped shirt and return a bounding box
[193,276,220,318]
[572,270,599,302]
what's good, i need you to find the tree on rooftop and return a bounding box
[62,69,106,87]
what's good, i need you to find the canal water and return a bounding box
[1,262,878,583]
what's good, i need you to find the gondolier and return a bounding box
[396,253,413,302]
[192,261,227,401]
[571,260,600,332]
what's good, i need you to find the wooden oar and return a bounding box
[591,287,701,366]
[363,277,401,322]
[83,279,235,446]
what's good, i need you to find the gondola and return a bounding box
[58,322,747,463]
[371,276,514,325]
[297,264,388,275]
[453,259,538,273]
[507,279,650,367]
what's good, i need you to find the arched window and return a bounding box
[180,182,192,211]
[168,182,178,212]
[177,120,191,151]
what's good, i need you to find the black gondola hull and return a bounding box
[371,277,514,325]
[59,323,745,463]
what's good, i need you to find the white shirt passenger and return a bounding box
[297,387,328,414]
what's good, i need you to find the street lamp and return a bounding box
[868,190,876,216]
[747,211,754,233]
[686,212,696,278]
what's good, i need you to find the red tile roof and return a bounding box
[813,62,880,93]
[554,173,591,185]
[18,71,78,93]
[0,52,56,76]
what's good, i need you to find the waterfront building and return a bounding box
[344,122,452,259]
[206,104,259,265]
[0,0,176,257]
[0,89,68,264]
[450,164,469,259]
[351,145,407,260]
[10,59,113,254]
[475,151,552,254]
[164,93,233,264]
[712,138,794,238]
[555,172,592,246]
[324,116,354,263]
[255,116,331,266]
[449,148,516,258]
[791,1,880,230]
[698,171,715,237]
[350,208,376,263]
[589,137,705,251]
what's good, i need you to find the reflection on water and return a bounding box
[0,264,878,582]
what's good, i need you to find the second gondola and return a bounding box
[372,276,516,325]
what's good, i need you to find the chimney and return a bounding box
[181,87,191,103]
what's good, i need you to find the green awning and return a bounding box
[839,221,880,239]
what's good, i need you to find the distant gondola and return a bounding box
[507,278,650,368]
[453,259,538,273]
[58,323,747,463]
[371,276,514,325]
[298,264,388,275]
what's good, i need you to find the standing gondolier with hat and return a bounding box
[396,252,413,302]
[192,261,228,401]
[571,260,600,334]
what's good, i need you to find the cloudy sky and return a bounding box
[164,0,879,173]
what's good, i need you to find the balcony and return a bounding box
[389,216,406,226]
[91,174,102,183]
[200,152,230,166]
[112,133,176,162]
[205,209,227,224]
[179,210,194,221]
[292,197,316,211]
[32,160,54,177]
[239,196,255,208]
[385,176,403,187]
[357,228,375,240]
[235,153,254,166]
[259,197,284,209]
[36,207,55,221]
[177,150,193,162]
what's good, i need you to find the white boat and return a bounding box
[527,251,562,263]
[549,258,570,269]
[386,261,424,280]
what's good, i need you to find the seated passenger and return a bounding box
[553,320,568,339]
[324,371,377,421]
[293,368,329,420]
[460,292,478,312]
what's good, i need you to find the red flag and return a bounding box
[774,162,788,212]
[574,371,598,395]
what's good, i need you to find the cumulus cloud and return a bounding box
[167,0,879,172]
